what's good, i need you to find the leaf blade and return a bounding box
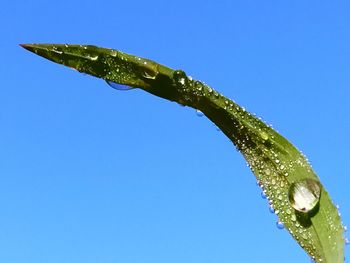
[21,43,345,262]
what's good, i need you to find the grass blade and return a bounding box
[21,43,345,262]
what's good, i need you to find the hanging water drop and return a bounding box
[345,238,349,246]
[106,80,135,91]
[261,191,267,199]
[276,221,284,230]
[196,110,204,117]
[288,178,321,213]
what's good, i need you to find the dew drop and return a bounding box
[88,55,99,61]
[261,191,267,199]
[260,131,269,141]
[269,205,275,213]
[288,178,321,213]
[291,214,297,222]
[173,70,187,87]
[106,80,134,91]
[196,110,204,117]
[276,221,284,229]
[53,49,63,55]
[345,238,350,246]
[111,50,118,57]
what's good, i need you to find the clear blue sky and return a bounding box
[1,1,349,262]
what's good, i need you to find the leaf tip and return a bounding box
[19,43,34,52]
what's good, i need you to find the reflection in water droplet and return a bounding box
[269,205,275,214]
[88,55,99,61]
[52,49,63,55]
[261,191,267,199]
[106,80,135,91]
[179,78,185,85]
[143,71,156,79]
[196,110,204,117]
[288,178,321,213]
[276,221,284,229]
[142,69,158,80]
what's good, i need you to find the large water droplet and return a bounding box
[106,80,135,91]
[288,178,321,213]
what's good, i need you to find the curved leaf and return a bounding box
[21,43,345,263]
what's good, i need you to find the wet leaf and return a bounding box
[21,43,345,263]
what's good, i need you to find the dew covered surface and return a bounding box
[21,43,346,263]
[21,44,173,90]
[171,70,345,263]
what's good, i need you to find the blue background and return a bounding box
[1,1,349,262]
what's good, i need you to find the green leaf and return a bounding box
[21,43,345,262]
